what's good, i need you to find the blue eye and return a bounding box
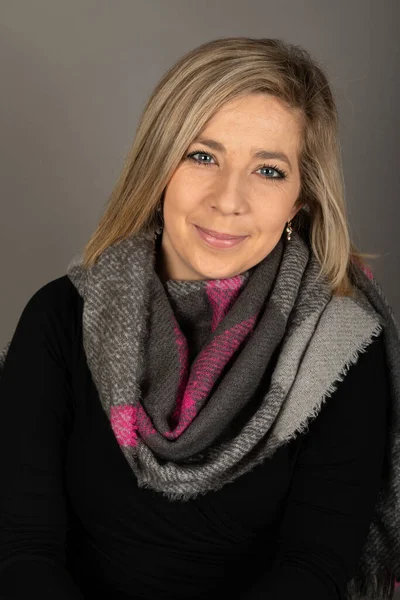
[186,150,215,166]
[185,149,288,180]
[258,164,288,180]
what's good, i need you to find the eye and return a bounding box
[258,164,288,180]
[185,149,288,181]
[186,150,216,166]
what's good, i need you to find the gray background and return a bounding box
[0,0,399,345]
[0,1,399,596]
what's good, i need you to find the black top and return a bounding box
[0,275,390,600]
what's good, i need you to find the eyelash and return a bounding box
[185,149,288,181]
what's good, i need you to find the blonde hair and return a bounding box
[81,37,378,296]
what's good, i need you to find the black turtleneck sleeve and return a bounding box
[0,283,84,599]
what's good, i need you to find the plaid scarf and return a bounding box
[0,218,399,599]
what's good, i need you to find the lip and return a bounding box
[194,225,248,250]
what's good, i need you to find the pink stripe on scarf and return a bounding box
[111,405,138,447]
[206,275,246,332]
[111,404,156,448]
[350,256,374,281]
[361,264,374,280]
[112,274,253,446]
[165,315,257,439]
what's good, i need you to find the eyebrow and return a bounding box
[192,137,293,171]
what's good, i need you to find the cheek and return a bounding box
[164,176,200,219]
[253,205,286,233]
[163,192,196,244]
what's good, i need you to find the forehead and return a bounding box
[199,94,303,156]
[205,93,300,132]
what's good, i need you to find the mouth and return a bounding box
[194,225,248,249]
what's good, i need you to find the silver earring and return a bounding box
[286,220,293,241]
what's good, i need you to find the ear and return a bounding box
[289,203,305,221]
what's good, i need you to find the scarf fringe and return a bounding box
[323,323,384,399]
[345,567,396,600]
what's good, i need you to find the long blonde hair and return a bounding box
[81,37,378,296]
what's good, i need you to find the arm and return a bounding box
[0,282,84,599]
[241,332,389,600]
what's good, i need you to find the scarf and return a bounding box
[0,217,399,600]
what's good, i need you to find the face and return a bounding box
[159,93,303,281]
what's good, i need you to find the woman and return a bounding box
[0,37,399,600]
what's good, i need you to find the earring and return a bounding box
[286,220,293,241]
[154,205,164,239]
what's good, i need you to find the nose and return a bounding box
[209,173,247,216]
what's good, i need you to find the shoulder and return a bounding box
[25,273,81,314]
[4,275,83,372]
[296,330,390,472]
[329,330,389,415]
[21,275,83,336]
[300,330,390,446]
[338,330,388,397]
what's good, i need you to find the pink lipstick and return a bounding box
[194,225,248,249]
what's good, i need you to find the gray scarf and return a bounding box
[0,218,399,599]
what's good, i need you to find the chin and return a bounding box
[192,259,245,281]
